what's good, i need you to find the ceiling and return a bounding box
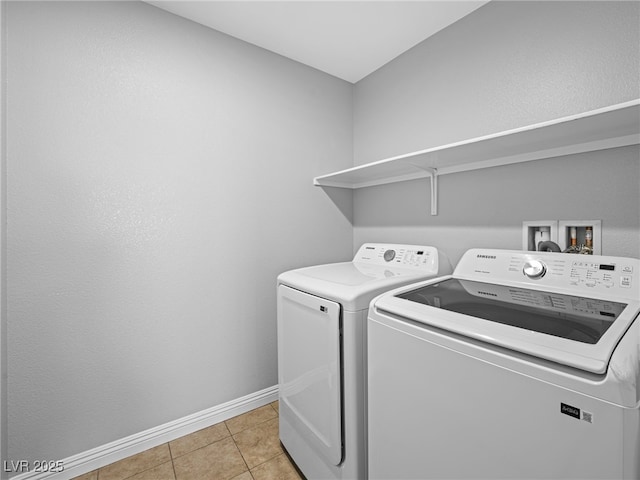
[146,1,489,83]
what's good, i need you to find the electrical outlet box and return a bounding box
[558,220,602,255]
[522,221,559,252]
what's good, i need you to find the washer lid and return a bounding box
[375,276,640,374]
[400,278,627,345]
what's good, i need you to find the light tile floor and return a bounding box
[72,401,304,480]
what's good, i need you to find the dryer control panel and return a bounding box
[455,249,639,301]
[354,243,439,271]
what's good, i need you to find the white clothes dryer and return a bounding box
[368,248,640,479]
[277,243,451,480]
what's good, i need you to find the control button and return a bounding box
[622,265,634,274]
[523,260,547,279]
[383,249,396,262]
[620,275,632,288]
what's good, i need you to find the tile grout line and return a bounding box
[226,416,253,480]
[231,436,252,480]
[167,442,178,480]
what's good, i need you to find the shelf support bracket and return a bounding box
[426,168,438,216]
[409,166,438,216]
[404,163,439,215]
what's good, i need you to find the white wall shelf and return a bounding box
[314,100,640,215]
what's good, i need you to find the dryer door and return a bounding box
[277,285,343,465]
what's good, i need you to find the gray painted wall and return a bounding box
[4,0,640,471]
[353,0,640,265]
[6,1,352,464]
[0,1,7,477]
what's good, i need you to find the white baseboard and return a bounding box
[9,385,278,480]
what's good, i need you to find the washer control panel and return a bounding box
[455,249,639,300]
[569,260,634,289]
[354,243,439,271]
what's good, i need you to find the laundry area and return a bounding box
[1,1,639,480]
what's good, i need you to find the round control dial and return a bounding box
[523,259,547,279]
[383,249,396,262]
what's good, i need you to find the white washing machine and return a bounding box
[277,243,451,480]
[368,248,640,479]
